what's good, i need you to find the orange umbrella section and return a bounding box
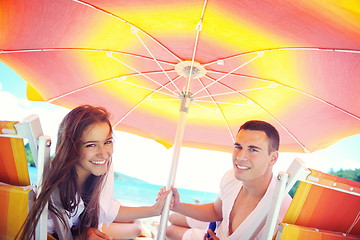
[1,0,360,154]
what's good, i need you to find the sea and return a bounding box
[28,166,218,206]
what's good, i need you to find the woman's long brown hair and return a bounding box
[17,105,113,240]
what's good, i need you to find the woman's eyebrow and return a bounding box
[83,137,113,144]
[82,140,98,145]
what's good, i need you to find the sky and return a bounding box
[0,61,359,193]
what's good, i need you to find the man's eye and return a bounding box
[234,145,241,149]
[250,148,259,152]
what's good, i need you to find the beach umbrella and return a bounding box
[1,0,360,238]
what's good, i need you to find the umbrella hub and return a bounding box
[175,61,206,78]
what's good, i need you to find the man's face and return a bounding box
[232,129,278,182]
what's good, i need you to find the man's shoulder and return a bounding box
[219,168,242,196]
[221,168,235,183]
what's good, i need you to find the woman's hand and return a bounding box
[154,187,171,215]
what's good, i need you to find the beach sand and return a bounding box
[136,216,162,239]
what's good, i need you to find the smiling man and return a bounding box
[167,120,292,240]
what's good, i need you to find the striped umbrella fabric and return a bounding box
[1,0,360,154]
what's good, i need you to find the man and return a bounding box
[166,120,292,240]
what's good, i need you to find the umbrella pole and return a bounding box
[156,94,192,240]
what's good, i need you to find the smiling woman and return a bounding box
[17,105,170,240]
[19,105,117,240]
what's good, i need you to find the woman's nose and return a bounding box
[97,145,109,157]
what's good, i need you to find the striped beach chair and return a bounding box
[264,158,360,239]
[276,223,360,239]
[0,115,50,240]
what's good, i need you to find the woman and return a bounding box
[18,105,169,240]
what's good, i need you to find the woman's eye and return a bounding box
[85,144,96,148]
[105,139,113,145]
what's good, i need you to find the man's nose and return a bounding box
[235,149,247,161]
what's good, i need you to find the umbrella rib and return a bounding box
[204,47,360,66]
[194,77,236,143]
[280,84,360,121]
[146,98,179,101]
[72,0,182,62]
[195,86,276,99]
[185,0,208,94]
[191,101,222,115]
[0,48,177,66]
[44,68,181,102]
[201,75,311,152]
[247,98,311,153]
[133,32,182,94]
[120,75,183,98]
[192,54,261,97]
[195,100,254,106]
[113,79,181,128]
[108,53,178,96]
[119,80,177,98]
[206,69,275,81]
[203,74,360,146]
[46,76,121,103]
[202,68,360,121]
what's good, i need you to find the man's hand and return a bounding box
[156,186,181,212]
[203,229,219,240]
[169,187,181,211]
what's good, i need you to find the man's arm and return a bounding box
[170,187,223,222]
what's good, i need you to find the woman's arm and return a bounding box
[113,187,170,222]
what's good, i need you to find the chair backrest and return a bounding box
[0,115,50,240]
[0,184,34,239]
[0,115,43,186]
[264,158,360,240]
[283,169,360,236]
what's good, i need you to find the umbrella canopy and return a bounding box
[1,0,360,154]
[1,1,360,238]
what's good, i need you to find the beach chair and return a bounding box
[264,158,360,239]
[276,223,360,239]
[0,115,51,240]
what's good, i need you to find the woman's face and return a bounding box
[75,122,113,185]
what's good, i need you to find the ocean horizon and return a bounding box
[28,166,218,206]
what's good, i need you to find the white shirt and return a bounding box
[216,169,292,240]
[48,163,120,234]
